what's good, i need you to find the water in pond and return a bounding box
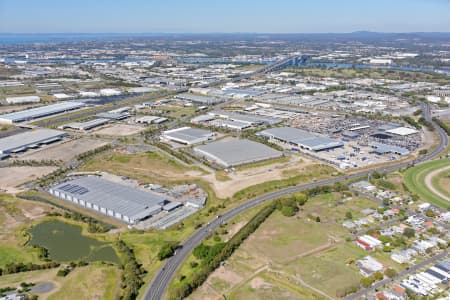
[28,221,119,263]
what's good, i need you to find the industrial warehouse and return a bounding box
[258,126,344,151]
[49,176,170,224]
[0,129,67,159]
[60,118,110,131]
[0,101,85,124]
[194,139,282,167]
[174,93,224,105]
[161,127,215,145]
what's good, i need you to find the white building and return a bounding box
[5,95,40,104]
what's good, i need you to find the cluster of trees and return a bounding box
[360,271,384,287]
[275,192,307,217]
[116,240,145,300]
[56,261,88,277]
[0,262,60,276]
[433,117,450,136]
[76,144,111,161]
[193,242,226,265]
[61,211,112,233]
[157,241,180,260]
[418,117,433,130]
[33,245,49,261]
[172,203,276,299]
[403,116,421,129]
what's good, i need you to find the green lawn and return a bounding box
[403,158,450,208]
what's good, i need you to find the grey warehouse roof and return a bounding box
[50,176,167,221]
[0,129,67,155]
[259,127,344,151]
[163,127,213,144]
[0,101,84,123]
[61,118,109,131]
[175,93,224,104]
[194,139,282,167]
[210,111,281,125]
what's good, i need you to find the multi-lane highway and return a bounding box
[143,102,448,300]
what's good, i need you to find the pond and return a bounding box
[28,220,119,264]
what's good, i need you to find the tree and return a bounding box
[281,205,296,217]
[315,216,321,222]
[385,268,397,278]
[425,210,435,218]
[403,228,415,238]
[345,211,353,220]
[157,241,179,260]
[295,193,308,206]
[360,276,374,288]
[373,272,384,281]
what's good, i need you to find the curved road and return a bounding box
[144,103,448,300]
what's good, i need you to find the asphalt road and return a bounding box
[143,103,448,300]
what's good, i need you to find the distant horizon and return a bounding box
[2,31,450,35]
[1,0,449,33]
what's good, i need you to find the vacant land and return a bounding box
[403,158,450,208]
[21,138,108,162]
[0,264,120,300]
[205,156,322,198]
[80,150,203,185]
[80,149,336,201]
[47,264,120,300]
[92,124,145,136]
[187,193,383,300]
[0,166,57,193]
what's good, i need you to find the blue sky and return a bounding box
[0,0,449,33]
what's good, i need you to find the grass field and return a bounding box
[47,264,120,300]
[431,168,450,200]
[285,243,365,298]
[183,192,392,300]
[0,264,120,300]
[403,158,450,208]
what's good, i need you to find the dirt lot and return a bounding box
[21,138,108,162]
[91,124,145,136]
[0,166,57,193]
[201,155,319,198]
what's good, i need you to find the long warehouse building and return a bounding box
[49,176,168,224]
[194,139,282,167]
[0,129,67,158]
[0,101,85,124]
[258,127,344,151]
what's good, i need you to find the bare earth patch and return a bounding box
[21,138,108,162]
[201,156,317,198]
[0,166,57,193]
[91,124,145,136]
